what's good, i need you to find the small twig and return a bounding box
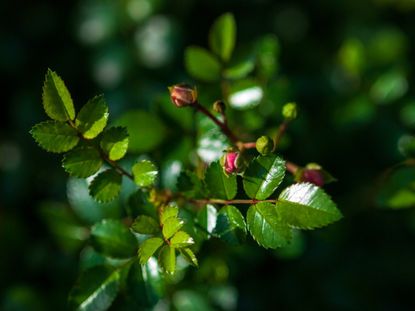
[273,120,289,151]
[67,120,135,181]
[193,101,239,144]
[191,198,277,205]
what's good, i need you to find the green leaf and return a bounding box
[100,127,129,161]
[131,215,160,235]
[377,166,415,209]
[132,160,158,187]
[68,266,121,311]
[170,231,194,248]
[209,13,236,62]
[126,260,164,308]
[62,146,103,178]
[228,79,264,110]
[276,183,342,229]
[158,245,176,274]
[197,204,218,237]
[160,204,179,225]
[42,69,75,121]
[75,95,109,139]
[197,114,229,163]
[243,155,286,200]
[114,110,166,153]
[30,120,79,153]
[247,202,291,249]
[138,237,164,265]
[224,57,255,80]
[205,161,237,200]
[179,248,198,267]
[256,35,280,79]
[162,217,184,239]
[185,46,221,82]
[214,205,247,245]
[90,219,137,258]
[89,169,122,203]
[370,70,408,105]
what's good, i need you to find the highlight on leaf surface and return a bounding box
[75,95,109,139]
[68,266,122,311]
[243,155,286,200]
[139,237,164,265]
[132,160,158,187]
[100,126,129,161]
[42,69,75,121]
[89,169,122,203]
[30,120,79,153]
[276,183,342,229]
[247,202,292,249]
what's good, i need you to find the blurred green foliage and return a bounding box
[2,0,415,310]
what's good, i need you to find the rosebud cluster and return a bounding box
[168,84,197,108]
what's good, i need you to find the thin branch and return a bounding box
[193,101,240,144]
[67,120,135,181]
[273,120,289,151]
[191,198,277,205]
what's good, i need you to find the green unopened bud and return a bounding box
[168,84,197,108]
[256,135,274,155]
[213,100,226,114]
[282,102,297,120]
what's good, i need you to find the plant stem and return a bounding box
[193,101,239,144]
[273,120,289,151]
[67,120,135,181]
[191,198,277,205]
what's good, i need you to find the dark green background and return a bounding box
[2,0,415,310]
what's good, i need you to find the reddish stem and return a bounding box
[193,101,239,144]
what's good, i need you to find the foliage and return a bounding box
[28,13,345,310]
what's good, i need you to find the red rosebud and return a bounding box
[168,84,197,108]
[301,169,324,187]
[224,151,239,174]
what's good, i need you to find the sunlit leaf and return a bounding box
[179,248,198,267]
[100,127,129,161]
[243,155,286,200]
[247,202,291,249]
[42,69,75,121]
[139,237,164,265]
[276,183,342,229]
[170,231,194,248]
[132,160,158,187]
[68,266,122,311]
[205,161,237,200]
[185,46,221,82]
[30,121,79,153]
[209,13,236,62]
[162,217,183,239]
[158,245,176,274]
[75,95,109,139]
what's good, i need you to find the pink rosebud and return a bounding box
[301,169,324,187]
[168,84,197,108]
[224,152,239,174]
